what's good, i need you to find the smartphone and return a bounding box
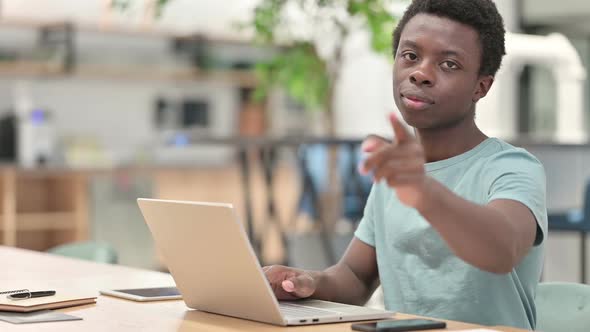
[100,287,182,302]
[351,319,447,332]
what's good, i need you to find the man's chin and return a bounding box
[398,110,426,127]
[400,114,441,131]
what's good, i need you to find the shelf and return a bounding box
[0,61,65,77]
[14,212,76,231]
[0,18,69,30]
[0,169,88,249]
[0,61,258,86]
[0,18,250,43]
[0,18,262,86]
[74,65,258,86]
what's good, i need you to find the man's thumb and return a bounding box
[281,274,315,298]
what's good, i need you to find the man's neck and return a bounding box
[415,120,487,163]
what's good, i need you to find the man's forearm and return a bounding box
[416,178,527,274]
[310,263,377,305]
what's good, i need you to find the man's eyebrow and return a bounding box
[399,40,420,50]
[399,40,466,59]
[440,49,466,60]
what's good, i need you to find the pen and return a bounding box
[7,290,56,300]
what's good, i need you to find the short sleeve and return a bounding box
[485,149,547,246]
[354,183,379,247]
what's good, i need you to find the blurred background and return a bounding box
[0,0,588,293]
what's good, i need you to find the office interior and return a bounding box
[0,0,589,311]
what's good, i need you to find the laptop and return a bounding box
[137,198,393,326]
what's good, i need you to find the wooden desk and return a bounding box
[0,247,529,331]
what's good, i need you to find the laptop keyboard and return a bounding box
[279,302,337,318]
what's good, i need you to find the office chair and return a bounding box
[535,282,590,332]
[47,241,118,264]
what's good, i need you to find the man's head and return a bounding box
[393,0,506,77]
[391,0,506,131]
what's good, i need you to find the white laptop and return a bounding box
[137,198,393,326]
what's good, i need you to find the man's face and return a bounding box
[393,13,492,130]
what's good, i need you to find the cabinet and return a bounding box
[0,168,88,251]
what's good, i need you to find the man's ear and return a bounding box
[473,75,494,103]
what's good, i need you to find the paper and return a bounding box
[0,309,82,324]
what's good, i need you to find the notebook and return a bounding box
[0,291,97,313]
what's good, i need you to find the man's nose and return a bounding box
[409,65,435,86]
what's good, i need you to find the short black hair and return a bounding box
[392,0,506,77]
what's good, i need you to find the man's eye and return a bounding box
[402,53,417,61]
[442,61,459,69]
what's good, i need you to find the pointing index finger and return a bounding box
[390,112,412,143]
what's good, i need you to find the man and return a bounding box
[263,0,547,329]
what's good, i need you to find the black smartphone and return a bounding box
[351,319,446,332]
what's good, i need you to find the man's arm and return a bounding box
[417,180,537,274]
[361,113,538,274]
[265,237,380,305]
[312,237,380,305]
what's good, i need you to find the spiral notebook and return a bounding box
[0,289,97,313]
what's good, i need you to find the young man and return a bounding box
[263,0,547,329]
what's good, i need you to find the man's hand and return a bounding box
[359,113,428,208]
[262,265,318,300]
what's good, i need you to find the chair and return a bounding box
[290,143,371,267]
[296,143,372,223]
[535,282,590,332]
[47,241,118,264]
[547,180,590,283]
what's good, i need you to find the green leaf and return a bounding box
[247,0,399,112]
[111,0,130,11]
[252,0,287,43]
[155,0,170,17]
[253,43,330,111]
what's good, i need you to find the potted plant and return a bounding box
[249,0,397,136]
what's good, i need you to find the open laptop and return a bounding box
[137,198,393,326]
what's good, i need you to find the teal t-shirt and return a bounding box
[354,138,547,330]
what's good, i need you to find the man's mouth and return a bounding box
[400,93,434,110]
